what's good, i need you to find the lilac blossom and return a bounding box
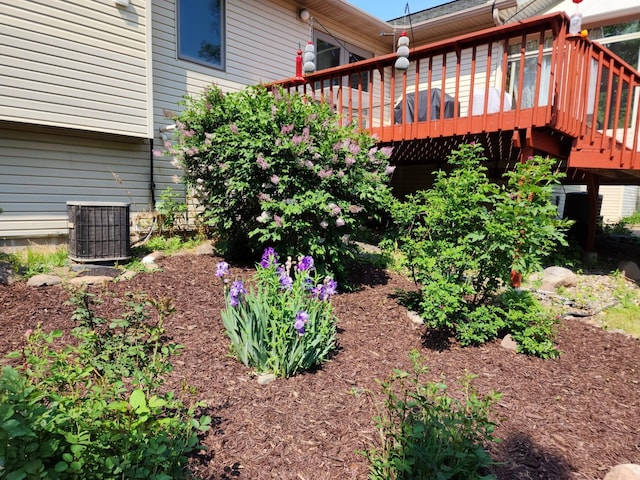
[348,142,361,155]
[274,214,283,227]
[348,205,362,213]
[320,220,328,229]
[258,192,272,202]
[270,174,280,185]
[261,247,278,268]
[280,124,294,134]
[318,168,333,179]
[229,280,246,307]
[345,156,356,167]
[216,261,229,278]
[380,146,394,157]
[229,123,239,134]
[335,218,346,227]
[294,310,309,335]
[256,153,269,170]
[385,165,397,176]
[297,255,314,272]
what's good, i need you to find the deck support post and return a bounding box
[585,172,600,255]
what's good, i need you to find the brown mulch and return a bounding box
[1,253,639,480]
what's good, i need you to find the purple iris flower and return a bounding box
[297,256,314,272]
[324,278,338,296]
[277,266,293,290]
[216,261,229,278]
[294,310,309,335]
[229,280,246,307]
[260,247,278,268]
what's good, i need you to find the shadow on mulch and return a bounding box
[421,327,456,351]
[491,432,574,479]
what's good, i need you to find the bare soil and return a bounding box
[1,252,639,480]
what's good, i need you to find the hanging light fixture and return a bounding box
[394,31,410,71]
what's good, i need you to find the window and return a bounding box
[178,0,225,69]
[314,31,372,91]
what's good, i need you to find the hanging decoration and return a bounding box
[303,41,316,74]
[394,31,410,71]
[569,0,583,35]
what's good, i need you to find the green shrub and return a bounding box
[387,143,568,355]
[217,247,338,378]
[362,350,502,480]
[169,84,395,281]
[0,291,210,479]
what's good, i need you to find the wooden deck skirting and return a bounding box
[270,12,640,175]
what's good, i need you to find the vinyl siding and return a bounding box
[0,0,151,137]
[0,125,151,244]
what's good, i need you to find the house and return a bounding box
[0,0,391,250]
[1,0,639,252]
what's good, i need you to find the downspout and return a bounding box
[149,138,156,208]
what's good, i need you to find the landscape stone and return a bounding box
[0,262,14,285]
[618,261,640,282]
[530,266,578,291]
[407,311,424,326]
[67,275,114,286]
[195,242,215,255]
[117,270,138,281]
[257,373,277,385]
[27,274,62,287]
[501,334,518,352]
[604,464,640,480]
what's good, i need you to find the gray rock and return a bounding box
[117,270,138,281]
[407,311,424,326]
[604,464,640,480]
[257,373,277,385]
[501,334,518,352]
[530,266,578,291]
[67,275,113,286]
[194,242,215,255]
[0,261,15,285]
[27,274,62,287]
[618,261,640,282]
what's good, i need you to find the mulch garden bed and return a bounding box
[1,252,639,479]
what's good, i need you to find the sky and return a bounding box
[346,0,451,21]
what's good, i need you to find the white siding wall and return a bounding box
[150,0,389,194]
[0,125,151,246]
[0,0,151,137]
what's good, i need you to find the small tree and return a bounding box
[390,143,569,357]
[168,85,395,281]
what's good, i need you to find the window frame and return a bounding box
[176,0,226,71]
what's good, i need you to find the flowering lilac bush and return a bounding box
[169,85,396,281]
[217,248,338,377]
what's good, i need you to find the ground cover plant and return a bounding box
[0,289,209,479]
[166,84,396,281]
[387,143,570,357]
[217,247,338,377]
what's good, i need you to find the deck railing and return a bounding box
[271,12,640,170]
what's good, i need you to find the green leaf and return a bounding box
[129,388,149,413]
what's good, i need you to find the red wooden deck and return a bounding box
[270,13,640,184]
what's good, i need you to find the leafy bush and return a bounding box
[217,247,338,378]
[387,143,568,355]
[169,84,395,281]
[362,350,502,480]
[0,291,210,479]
